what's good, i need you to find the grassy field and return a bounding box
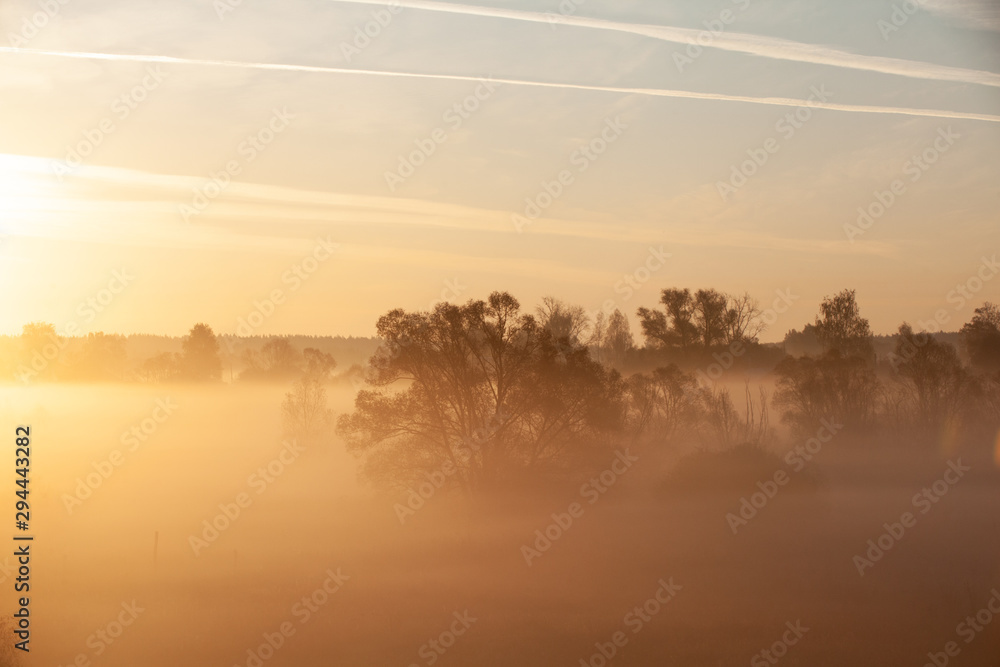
[2,383,998,666]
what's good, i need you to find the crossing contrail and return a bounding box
[329,0,1000,88]
[3,47,999,123]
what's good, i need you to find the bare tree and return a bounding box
[725,292,765,344]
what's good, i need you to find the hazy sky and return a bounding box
[1,0,998,341]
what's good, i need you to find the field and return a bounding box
[3,383,998,667]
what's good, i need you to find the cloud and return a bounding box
[0,152,896,259]
[329,0,1000,88]
[2,47,998,124]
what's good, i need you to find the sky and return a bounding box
[0,0,998,341]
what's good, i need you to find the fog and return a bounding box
[5,377,998,667]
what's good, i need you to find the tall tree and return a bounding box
[693,289,729,347]
[179,323,222,381]
[814,289,874,360]
[603,309,634,367]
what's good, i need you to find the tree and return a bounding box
[303,348,337,380]
[587,311,609,364]
[282,375,332,442]
[536,296,590,347]
[337,292,624,493]
[725,292,765,344]
[18,322,62,381]
[774,350,880,433]
[891,324,971,429]
[783,324,823,357]
[137,352,178,383]
[814,289,873,360]
[961,303,1000,373]
[242,338,301,380]
[693,289,729,347]
[603,309,634,367]
[179,323,222,381]
[626,365,701,443]
[638,288,697,349]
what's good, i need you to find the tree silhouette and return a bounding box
[892,324,970,428]
[179,323,222,381]
[814,289,874,360]
[961,303,1000,373]
[725,292,765,344]
[603,309,634,368]
[693,289,729,347]
[536,296,590,347]
[638,288,698,349]
[337,292,624,492]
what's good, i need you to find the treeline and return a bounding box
[334,290,1000,493]
[0,325,377,384]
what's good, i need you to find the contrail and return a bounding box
[3,47,999,123]
[330,0,1000,88]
